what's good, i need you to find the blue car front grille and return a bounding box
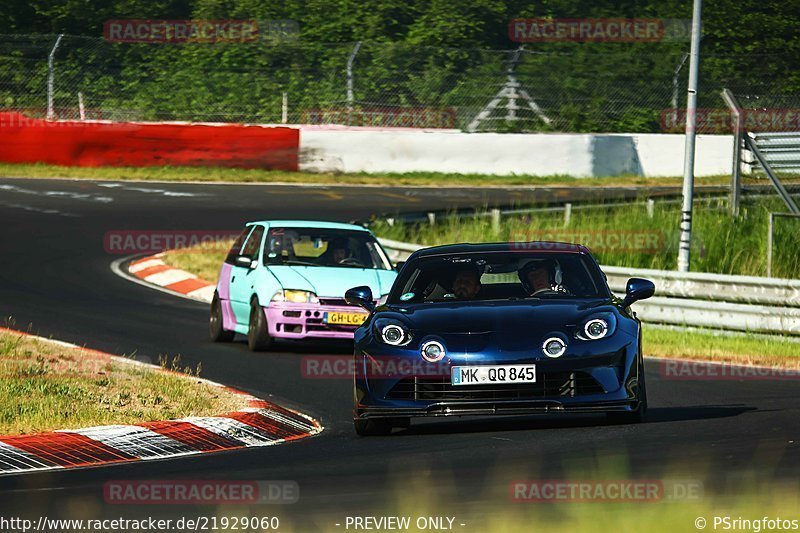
[386,371,605,401]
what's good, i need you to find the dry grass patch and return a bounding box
[0,330,245,435]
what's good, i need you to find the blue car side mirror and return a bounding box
[345,286,375,312]
[621,278,655,307]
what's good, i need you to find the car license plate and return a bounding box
[324,311,367,326]
[451,364,536,386]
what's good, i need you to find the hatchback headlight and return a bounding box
[272,290,318,304]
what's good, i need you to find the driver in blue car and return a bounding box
[519,260,572,296]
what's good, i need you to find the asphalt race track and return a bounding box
[0,177,798,528]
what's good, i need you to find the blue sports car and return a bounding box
[344,242,655,436]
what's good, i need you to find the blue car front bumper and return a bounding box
[353,336,643,420]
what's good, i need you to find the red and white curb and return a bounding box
[123,253,215,303]
[0,328,322,476]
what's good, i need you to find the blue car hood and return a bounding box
[268,265,396,299]
[397,300,609,332]
[389,300,616,352]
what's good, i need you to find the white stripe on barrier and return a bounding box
[144,269,195,287]
[180,417,280,447]
[70,425,196,459]
[0,442,60,472]
[129,258,165,273]
[187,284,216,302]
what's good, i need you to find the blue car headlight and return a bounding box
[576,313,617,341]
[374,318,412,346]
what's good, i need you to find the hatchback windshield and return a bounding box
[265,228,392,270]
[390,251,608,303]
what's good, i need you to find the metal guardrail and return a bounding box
[378,237,800,335]
[751,132,800,173]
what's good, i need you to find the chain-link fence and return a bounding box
[1,33,799,133]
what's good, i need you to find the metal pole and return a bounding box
[281,92,288,124]
[672,53,689,115]
[78,92,85,120]
[47,34,64,120]
[767,213,774,277]
[490,208,501,234]
[346,41,362,126]
[677,0,702,272]
[721,89,742,216]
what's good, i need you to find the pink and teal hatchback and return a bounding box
[209,220,397,351]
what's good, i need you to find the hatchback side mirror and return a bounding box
[345,285,375,312]
[394,261,405,272]
[621,278,655,307]
[234,255,256,269]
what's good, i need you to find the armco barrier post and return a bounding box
[46,34,64,120]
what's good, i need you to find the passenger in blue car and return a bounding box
[450,264,483,300]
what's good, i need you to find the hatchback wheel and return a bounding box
[209,292,234,343]
[248,297,274,351]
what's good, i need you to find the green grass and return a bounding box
[162,244,229,285]
[0,329,245,435]
[368,463,800,533]
[644,327,800,369]
[371,196,800,278]
[0,162,736,188]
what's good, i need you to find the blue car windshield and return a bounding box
[390,252,608,303]
[264,228,392,270]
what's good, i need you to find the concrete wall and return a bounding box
[300,128,733,178]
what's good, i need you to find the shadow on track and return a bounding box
[391,404,753,436]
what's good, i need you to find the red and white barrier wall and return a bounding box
[0,112,732,178]
[299,129,734,178]
[0,112,298,171]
